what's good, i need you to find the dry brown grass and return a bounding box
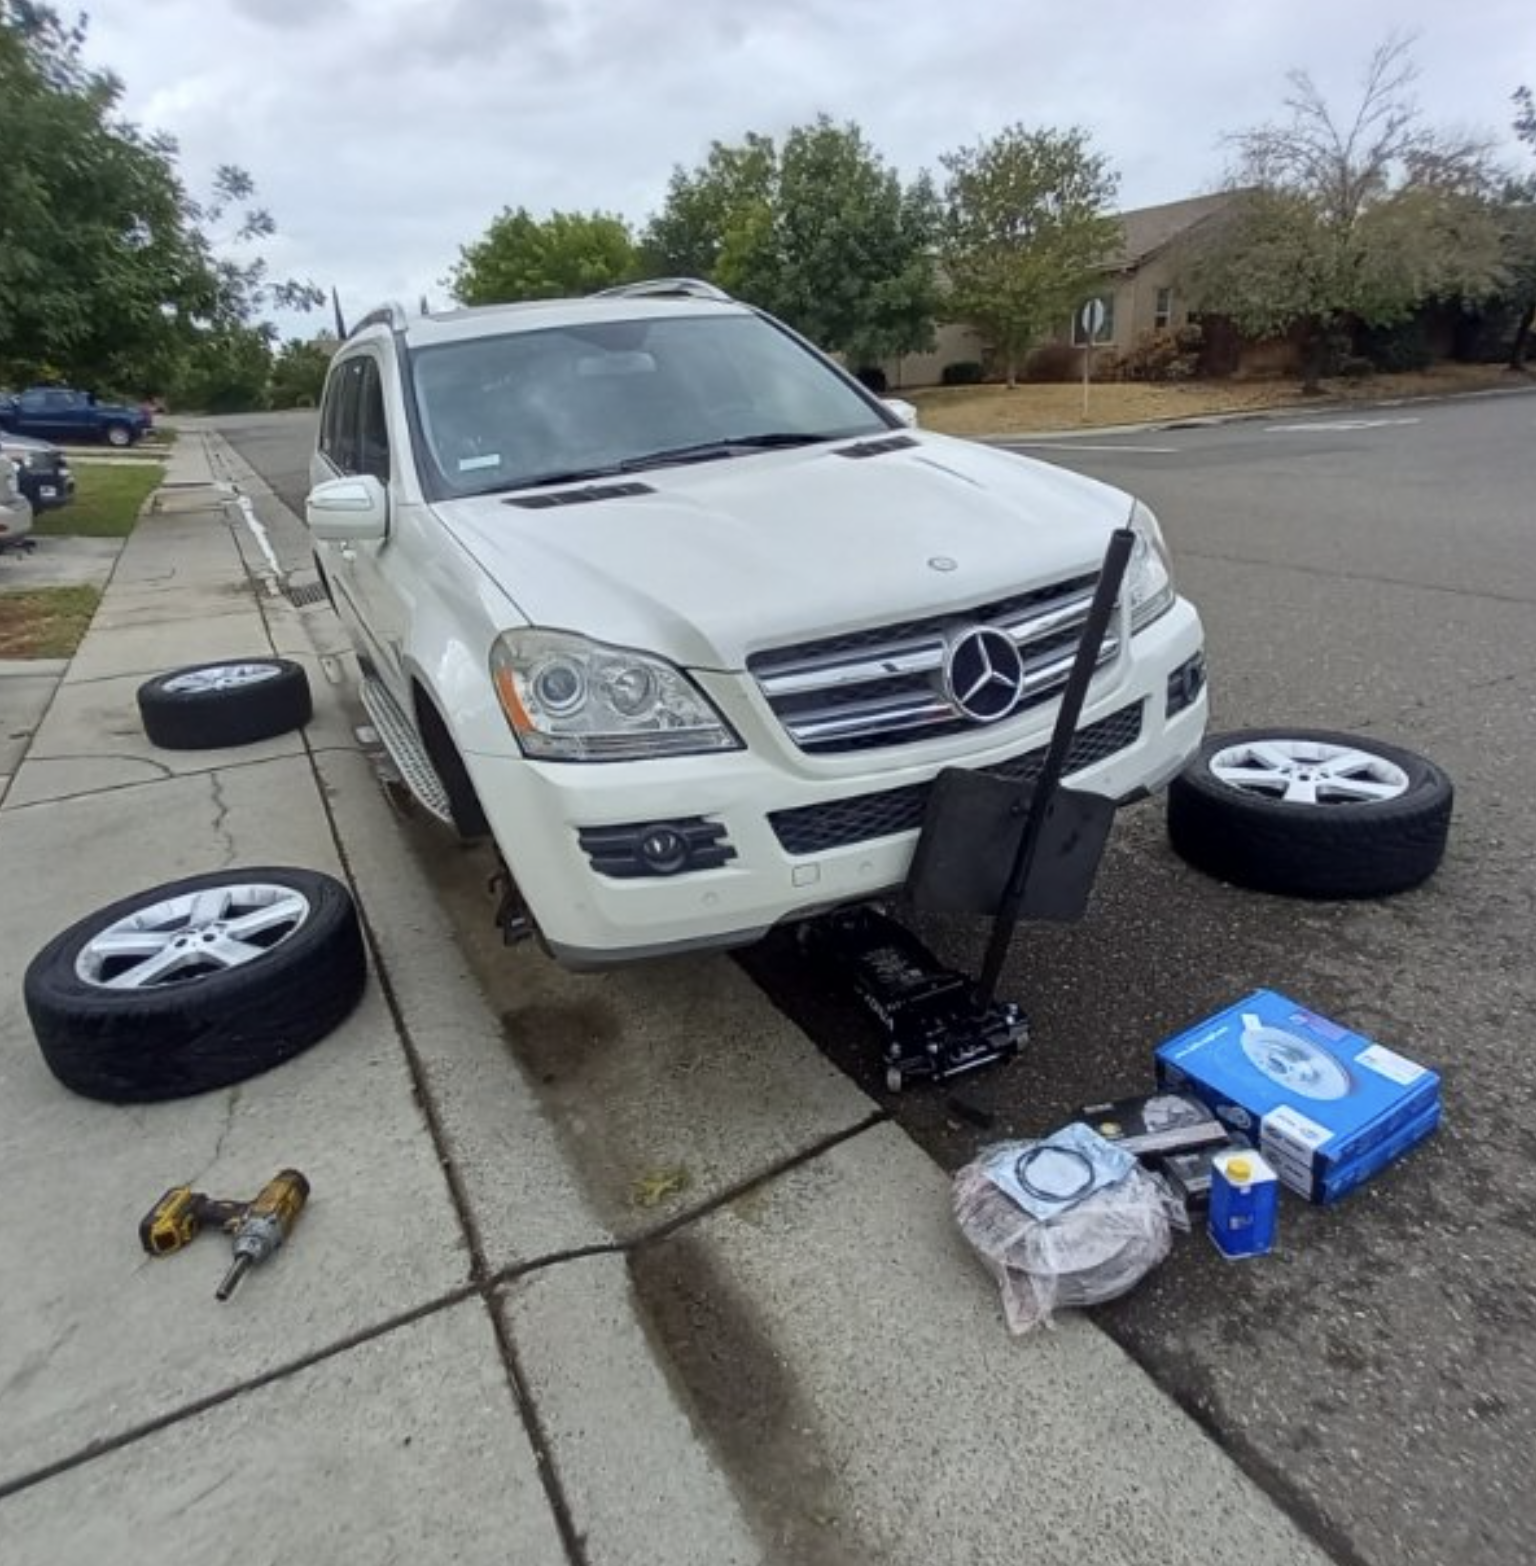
[909,363,1526,438]
[0,585,102,658]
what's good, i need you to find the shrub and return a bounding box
[1090,347,1126,382]
[1024,341,1082,382]
[1121,324,1203,382]
[940,360,985,386]
[1357,320,1433,373]
[854,365,889,393]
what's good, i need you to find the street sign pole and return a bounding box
[1079,298,1106,421]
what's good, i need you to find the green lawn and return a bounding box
[0,584,103,658]
[33,460,164,537]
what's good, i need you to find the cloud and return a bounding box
[82,0,1536,337]
[229,0,351,27]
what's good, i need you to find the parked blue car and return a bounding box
[0,386,152,447]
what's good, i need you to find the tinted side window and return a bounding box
[355,359,391,482]
[321,359,364,473]
[318,371,341,458]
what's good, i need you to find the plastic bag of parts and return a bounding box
[953,1125,1188,1334]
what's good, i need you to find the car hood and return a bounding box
[430,433,1134,670]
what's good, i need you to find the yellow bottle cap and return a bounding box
[1227,1157,1253,1182]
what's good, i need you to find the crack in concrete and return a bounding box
[0,748,363,815]
[0,1324,80,1404]
[207,770,236,868]
[185,1086,243,1191]
[22,751,175,781]
[0,1112,895,1513]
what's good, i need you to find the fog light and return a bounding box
[639,826,690,875]
[1166,652,1207,717]
[577,818,736,879]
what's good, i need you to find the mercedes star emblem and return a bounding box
[943,626,1027,723]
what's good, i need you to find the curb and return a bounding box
[961,377,1536,444]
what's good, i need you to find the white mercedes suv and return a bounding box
[306,280,1207,967]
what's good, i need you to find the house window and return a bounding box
[1072,294,1115,345]
[1154,287,1174,330]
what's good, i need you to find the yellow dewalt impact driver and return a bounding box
[139,1169,310,1300]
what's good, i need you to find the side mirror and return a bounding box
[883,398,919,430]
[306,475,389,542]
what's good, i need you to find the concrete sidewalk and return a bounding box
[0,433,1336,1565]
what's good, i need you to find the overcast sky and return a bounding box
[85,0,1535,339]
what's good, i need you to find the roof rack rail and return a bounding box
[348,301,411,337]
[592,277,734,303]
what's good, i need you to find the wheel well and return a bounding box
[412,682,490,840]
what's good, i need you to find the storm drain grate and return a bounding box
[285,581,330,608]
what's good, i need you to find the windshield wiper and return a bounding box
[482,433,837,493]
[499,464,628,491]
[618,431,836,473]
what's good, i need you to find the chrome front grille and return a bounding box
[748,571,1116,754]
[767,700,1144,855]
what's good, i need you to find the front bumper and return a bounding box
[467,599,1207,966]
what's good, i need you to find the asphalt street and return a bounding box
[220,389,1536,1566]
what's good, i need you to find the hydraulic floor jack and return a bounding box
[798,905,1028,1092]
[795,528,1136,1092]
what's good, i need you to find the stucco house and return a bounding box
[888,190,1245,387]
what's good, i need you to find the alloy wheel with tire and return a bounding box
[1167,728,1453,898]
[137,657,312,750]
[23,867,368,1102]
[105,423,134,447]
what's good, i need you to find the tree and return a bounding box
[938,124,1120,386]
[268,336,333,408]
[641,118,939,365]
[769,118,939,367]
[447,208,637,304]
[1507,87,1536,369]
[0,2,319,402]
[0,2,197,389]
[171,324,273,414]
[1180,37,1505,390]
[641,133,778,288]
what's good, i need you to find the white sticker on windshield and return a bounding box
[457,454,500,472]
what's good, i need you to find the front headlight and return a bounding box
[1126,500,1176,631]
[489,630,742,762]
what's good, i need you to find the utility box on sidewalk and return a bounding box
[1154,990,1440,1204]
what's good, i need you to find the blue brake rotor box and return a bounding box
[1154,990,1440,1204]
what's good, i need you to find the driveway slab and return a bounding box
[0,757,469,1484]
[0,661,66,803]
[500,1259,762,1566]
[1,536,122,590]
[621,1121,1332,1566]
[309,743,612,1269]
[418,831,880,1243]
[0,1303,566,1566]
[3,670,307,808]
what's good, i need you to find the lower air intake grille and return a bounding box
[767,701,1143,856]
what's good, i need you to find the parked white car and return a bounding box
[306,281,1207,967]
[0,454,35,554]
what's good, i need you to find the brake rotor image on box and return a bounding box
[1239,1014,1352,1101]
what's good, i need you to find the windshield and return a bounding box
[407,312,891,498]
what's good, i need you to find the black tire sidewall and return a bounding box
[1168,728,1453,898]
[23,867,368,1102]
[138,658,312,750]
